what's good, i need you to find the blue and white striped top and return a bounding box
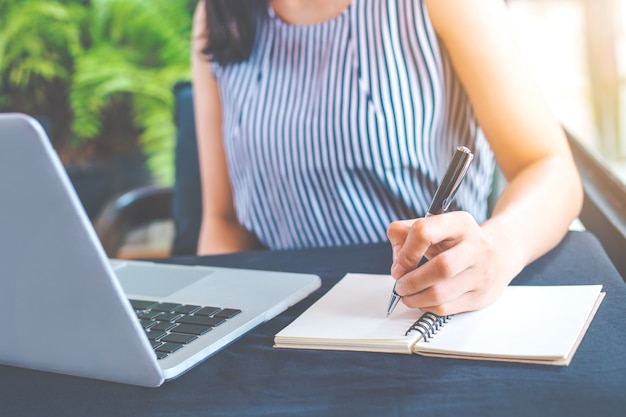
[210,0,495,250]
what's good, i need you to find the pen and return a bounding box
[386,146,474,317]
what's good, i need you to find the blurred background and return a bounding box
[0,0,195,217]
[509,0,626,182]
[1,0,625,255]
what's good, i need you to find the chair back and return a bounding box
[171,81,202,256]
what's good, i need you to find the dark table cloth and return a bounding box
[1,231,625,417]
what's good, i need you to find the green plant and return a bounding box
[72,0,193,184]
[0,0,194,185]
[0,0,85,145]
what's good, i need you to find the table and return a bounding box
[1,231,625,417]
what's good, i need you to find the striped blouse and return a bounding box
[210,0,496,250]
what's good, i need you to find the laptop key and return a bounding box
[129,299,158,310]
[155,342,184,354]
[150,302,182,312]
[140,319,157,329]
[194,306,222,317]
[214,308,242,319]
[155,312,182,322]
[150,321,178,332]
[161,333,197,345]
[137,310,163,320]
[176,315,226,327]
[146,329,168,341]
[173,304,201,315]
[173,323,213,336]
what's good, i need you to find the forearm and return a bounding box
[197,216,262,255]
[481,154,583,282]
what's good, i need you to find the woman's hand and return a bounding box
[387,211,514,316]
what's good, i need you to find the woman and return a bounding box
[191,0,583,315]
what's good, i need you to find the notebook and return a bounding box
[0,113,321,387]
[274,273,604,366]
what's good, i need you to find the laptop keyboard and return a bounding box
[129,299,242,360]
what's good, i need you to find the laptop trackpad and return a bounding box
[114,263,211,298]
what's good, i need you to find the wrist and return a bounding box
[480,215,528,284]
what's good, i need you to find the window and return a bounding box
[508,0,626,184]
[508,0,626,277]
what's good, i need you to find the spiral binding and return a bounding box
[404,312,452,342]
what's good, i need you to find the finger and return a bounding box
[405,283,504,317]
[394,240,476,296]
[392,213,471,278]
[415,211,477,249]
[399,265,474,311]
[389,218,431,278]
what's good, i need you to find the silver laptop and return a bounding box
[0,113,321,387]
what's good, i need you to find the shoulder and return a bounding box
[424,0,509,44]
[192,0,207,55]
[193,0,206,33]
[423,0,523,88]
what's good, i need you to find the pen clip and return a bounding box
[427,146,474,215]
[441,150,473,211]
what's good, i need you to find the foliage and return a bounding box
[0,0,195,185]
[0,0,84,146]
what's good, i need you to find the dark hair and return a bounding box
[203,0,268,65]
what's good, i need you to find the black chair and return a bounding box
[566,131,626,280]
[94,81,202,258]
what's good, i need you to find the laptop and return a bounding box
[0,113,321,387]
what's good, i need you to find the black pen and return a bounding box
[386,146,474,317]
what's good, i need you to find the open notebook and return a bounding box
[274,273,604,366]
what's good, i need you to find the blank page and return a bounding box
[275,274,423,353]
[415,285,603,360]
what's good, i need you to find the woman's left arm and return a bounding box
[387,0,583,315]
